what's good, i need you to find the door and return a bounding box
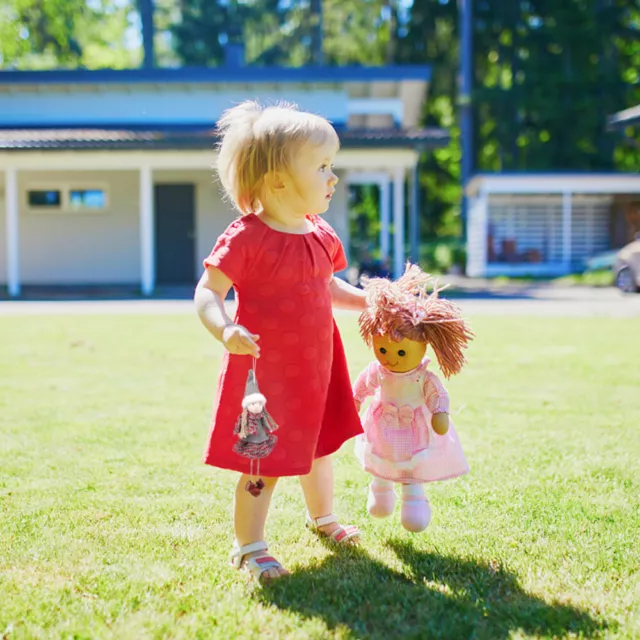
[154,184,196,285]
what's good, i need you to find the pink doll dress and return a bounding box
[353,358,469,483]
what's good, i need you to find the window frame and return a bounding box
[25,182,110,214]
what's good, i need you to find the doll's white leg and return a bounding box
[400,484,431,533]
[367,477,396,518]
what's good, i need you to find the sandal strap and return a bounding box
[307,513,338,528]
[243,555,283,579]
[331,525,360,544]
[230,540,268,568]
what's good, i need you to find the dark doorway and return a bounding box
[154,184,196,285]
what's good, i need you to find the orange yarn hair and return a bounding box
[359,263,474,378]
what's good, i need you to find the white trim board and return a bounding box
[0,148,419,172]
[466,174,640,197]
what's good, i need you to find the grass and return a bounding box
[1,311,639,639]
[552,271,616,288]
[485,271,615,288]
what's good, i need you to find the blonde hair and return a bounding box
[216,100,339,215]
[359,264,474,378]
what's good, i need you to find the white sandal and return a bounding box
[305,514,361,545]
[230,541,288,583]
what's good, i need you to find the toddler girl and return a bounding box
[195,101,366,583]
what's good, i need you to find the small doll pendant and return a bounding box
[233,369,278,498]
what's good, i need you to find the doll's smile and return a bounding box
[372,335,427,373]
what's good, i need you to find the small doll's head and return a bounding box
[216,100,340,217]
[242,391,266,416]
[359,264,474,377]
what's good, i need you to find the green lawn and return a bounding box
[1,312,638,639]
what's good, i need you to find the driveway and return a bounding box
[1,286,639,317]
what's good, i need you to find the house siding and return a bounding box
[2,168,350,286]
[18,170,140,284]
[0,173,6,282]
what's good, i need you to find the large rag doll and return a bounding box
[353,264,474,532]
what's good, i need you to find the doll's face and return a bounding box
[372,334,427,373]
[247,402,264,414]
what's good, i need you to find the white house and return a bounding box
[0,65,448,297]
[465,173,640,278]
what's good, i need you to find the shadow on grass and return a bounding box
[257,539,608,639]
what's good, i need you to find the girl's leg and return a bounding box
[234,474,288,579]
[299,455,359,543]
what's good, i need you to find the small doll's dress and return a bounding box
[353,358,469,483]
[203,213,363,477]
[233,409,278,459]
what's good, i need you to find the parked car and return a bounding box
[614,233,640,293]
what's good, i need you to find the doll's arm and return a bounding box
[424,371,451,435]
[263,411,279,433]
[353,362,380,412]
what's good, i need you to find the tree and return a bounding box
[398,0,640,245]
[0,0,139,69]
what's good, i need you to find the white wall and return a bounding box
[19,170,140,284]
[1,165,352,287]
[465,194,487,278]
[0,173,6,283]
[322,172,350,266]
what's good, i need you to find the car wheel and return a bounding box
[615,266,639,293]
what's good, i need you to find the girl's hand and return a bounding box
[222,324,260,358]
[354,399,361,412]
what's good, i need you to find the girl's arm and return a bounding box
[329,276,367,311]
[194,265,260,358]
[423,371,451,435]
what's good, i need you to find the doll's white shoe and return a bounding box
[401,484,431,533]
[367,479,396,518]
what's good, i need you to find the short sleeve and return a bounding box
[332,239,348,273]
[423,371,450,414]
[203,219,248,285]
[314,216,348,273]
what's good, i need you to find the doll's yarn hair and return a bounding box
[359,263,474,378]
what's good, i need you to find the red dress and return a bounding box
[202,214,363,477]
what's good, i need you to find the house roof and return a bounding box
[607,104,640,130]
[0,124,449,151]
[0,65,432,86]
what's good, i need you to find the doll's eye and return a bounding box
[398,350,406,357]
[379,347,387,354]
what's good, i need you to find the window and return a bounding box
[26,184,108,213]
[69,189,106,210]
[487,195,563,264]
[27,189,62,208]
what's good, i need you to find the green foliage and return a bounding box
[1,0,639,248]
[419,238,467,273]
[348,184,382,263]
[472,0,640,173]
[397,0,640,241]
[0,0,141,69]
